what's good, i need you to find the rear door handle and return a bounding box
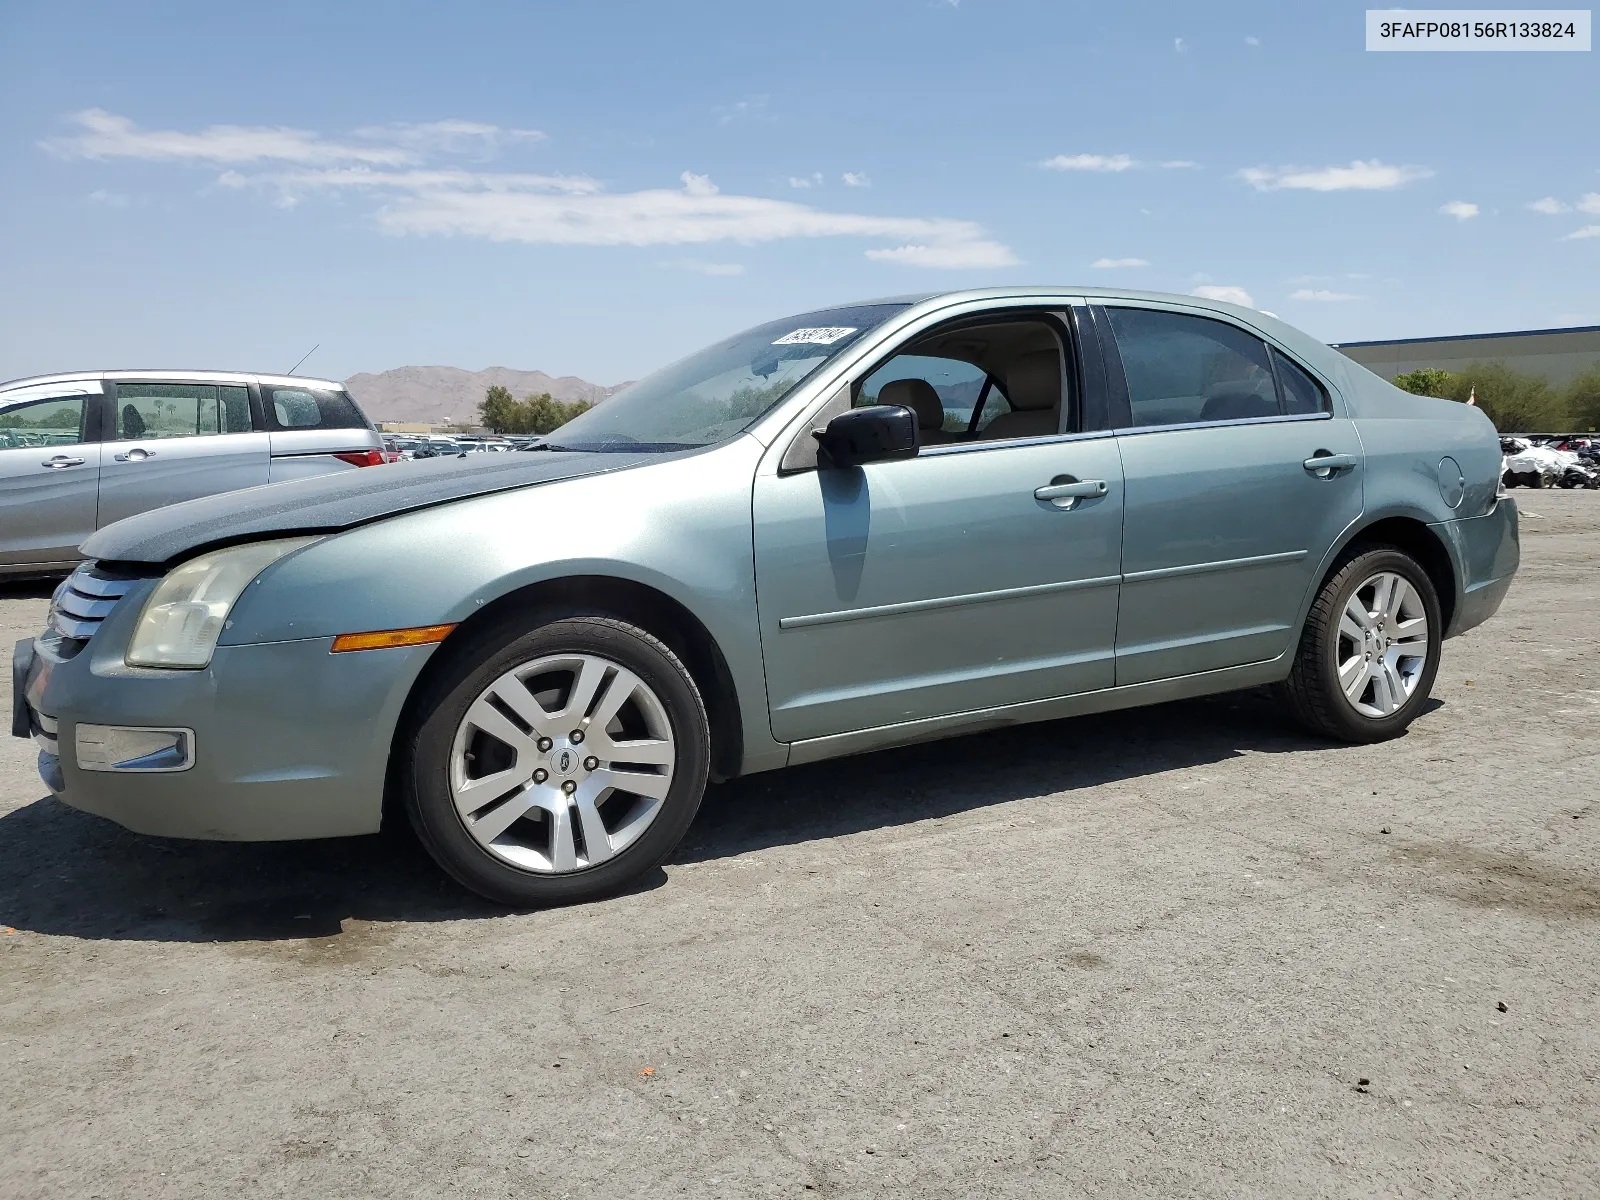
[1303,451,1357,477]
[41,455,86,469]
[1034,478,1109,508]
[113,447,155,462]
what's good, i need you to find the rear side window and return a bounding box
[1272,347,1330,415]
[115,382,253,439]
[1105,308,1277,427]
[263,385,371,431]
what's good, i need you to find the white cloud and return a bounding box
[1174,37,1187,52]
[1565,225,1600,240]
[1192,285,1254,307]
[1245,35,1260,46]
[87,188,129,207]
[46,108,419,166]
[664,259,745,276]
[361,168,1014,266]
[788,172,823,189]
[1236,160,1434,191]
[1528,196,1569,214]
[1439,200,1479,221]
[1160,160,1200,169]
[1091,257,1150,269]
[1582,193,1600,214]
[1039,153,1135,172]
[842,172,871,188]
[352,120,543,157]
[865,242,1017,269]
[1290,288,1364,301]
[54,111,1015,269]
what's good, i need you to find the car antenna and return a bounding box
[285,343,320,376]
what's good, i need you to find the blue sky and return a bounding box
[2,0,1596,385]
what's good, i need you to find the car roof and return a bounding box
[0,369,347,394]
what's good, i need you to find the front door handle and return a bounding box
[1034,477,1109,508]
[1303,451,1357,478]
[113,447,155,463]
[41,455,86,469]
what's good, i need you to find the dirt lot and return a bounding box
[2,492,1597,1199]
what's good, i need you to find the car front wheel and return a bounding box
[1278,546,1443,743]
[403,613,711,906]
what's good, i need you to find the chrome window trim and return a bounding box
[1112,410,1334,438]
[912,428,1115,458]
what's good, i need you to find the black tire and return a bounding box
[402,612,710,906]
[1276,546,1443,744]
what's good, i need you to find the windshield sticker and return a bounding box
[772,326,858,346]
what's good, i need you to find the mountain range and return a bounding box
[343,365,626,426]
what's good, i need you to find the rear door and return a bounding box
[0,381,104,571]
[97,379,271,527]
[259,382,382,481]
[1097,304,1364,685]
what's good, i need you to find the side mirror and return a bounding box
[814,404,919,469]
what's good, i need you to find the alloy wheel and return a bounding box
[1335,571,1430,719]
[448,653,676,873]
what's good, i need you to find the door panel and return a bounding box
[0,389,102,569]
[1114,419,1363,684]
[753,438,1125,743]
[98,381,270,527]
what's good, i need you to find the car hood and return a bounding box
[81,450,667,566]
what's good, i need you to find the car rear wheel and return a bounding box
[404,613,710,906]
[1277,546,1442,743]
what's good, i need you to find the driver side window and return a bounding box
[856,316,1072,446]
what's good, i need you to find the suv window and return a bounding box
[1105,308,1278,427]
[263,385,371,431]
[0,395,90,449]
[115,383,252,439]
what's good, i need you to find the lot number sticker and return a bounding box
[773,327,858,345]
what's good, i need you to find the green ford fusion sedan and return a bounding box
[13,288,1519,905]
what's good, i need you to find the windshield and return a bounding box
[541,303,910,452]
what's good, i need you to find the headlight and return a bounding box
[126,537,320,669]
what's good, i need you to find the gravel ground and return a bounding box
[2,492,1597,1199]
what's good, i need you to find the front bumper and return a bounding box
[15,588,436,841]
[1432,496,1520,639]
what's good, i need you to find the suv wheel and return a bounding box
[404,613,710,906]
[1278,546,1443,743]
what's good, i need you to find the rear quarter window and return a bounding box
[263,385,372,431]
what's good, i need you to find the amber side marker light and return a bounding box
[330,624,457,653]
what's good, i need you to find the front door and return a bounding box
[98,380,270,527]
[753,311,1124,744]
[1101,305,1364,685]
[0,383,104,571]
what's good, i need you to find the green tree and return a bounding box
[1442,361,1566,433]
[479,384,521,433]
[1563,366,1600,433]
[477,386,593,434]
[1393,367,1460,398]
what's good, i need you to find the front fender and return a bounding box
[221,437,785,774]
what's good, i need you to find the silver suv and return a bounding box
[0,370,385,578]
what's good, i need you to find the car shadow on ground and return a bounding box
[0,688,1387,943]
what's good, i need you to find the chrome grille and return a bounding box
[48,566,136,642]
